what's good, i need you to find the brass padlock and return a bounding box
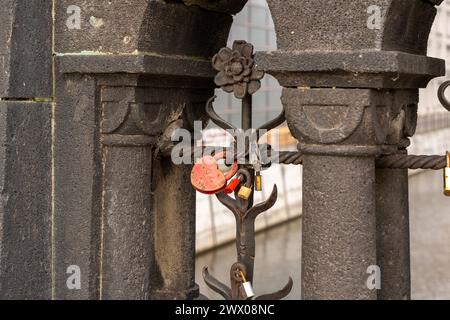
[254,161,262,192]
[238,185,253,200]
[444,151,450,197]
[237,169,253,200]
[239,271,255,299]
[255,173,262,192]
[251,141,263,192]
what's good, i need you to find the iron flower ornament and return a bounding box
[201,41,291,300]
[212,40,264,99]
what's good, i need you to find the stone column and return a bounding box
[302,154,376,299]
[99,86,163,299]
[283,88,394,299]
[152,162,198,300]
[258,0,445,300]
[376,166,411,299]
[376,95,418,300]
[0,0,53,299]
[53,0,238,299]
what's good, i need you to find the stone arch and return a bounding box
[137,1,235,58]
[266,0,442,54]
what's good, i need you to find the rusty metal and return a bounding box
[201,41,292,300]
[203,185,293,300]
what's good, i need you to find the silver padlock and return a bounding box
[250,140,263,192]
[239,271,255,299]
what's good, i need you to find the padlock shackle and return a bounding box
[235,168,252,188]
[214,151,238,181]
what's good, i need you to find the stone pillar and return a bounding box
[376,93,418,300]
[0,0,53,299]
[258,0,445,300]
[99,86,162,300]
[53,0,238,300]
[303,154,376,299]
[153,162,198,300]
[283,88,393,299]
[376,166,411,300]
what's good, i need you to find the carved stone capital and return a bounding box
[100,86,179,147]
[283,88,418,156]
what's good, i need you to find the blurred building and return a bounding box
[411,0,450,156]
[196,0,450,253]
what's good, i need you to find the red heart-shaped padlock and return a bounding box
[191,152,238,195]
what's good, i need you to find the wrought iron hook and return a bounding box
[202,266,232,300]
[254,277,294,300]
[206,96,236,131]
[438,80,450,112]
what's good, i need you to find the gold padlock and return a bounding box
[238,185,253,200]
[255,173,262,192]
[236,169,253,200]
[254,161,262,192]
[444,151,450,197]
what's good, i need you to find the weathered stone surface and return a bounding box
[282,88,382,299]
[0,0,52,98]
[0,101,52,299]
[54,66,215,299]
[261,0,444,302]
[99,84,198,300]
[282,86,419,300]
[53,0,251,301]
[302,155,377,300]
[55,0,232,57]
[282,88,416,155]
[256,51,445,89]
[153,162,199,300]
[267,0,436,55]
[376,165,411,300]
[56,54,215,79]
[260,0,445,90]
[53,0,233,299]
[101,145,155,300]
[54,73,102,300]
